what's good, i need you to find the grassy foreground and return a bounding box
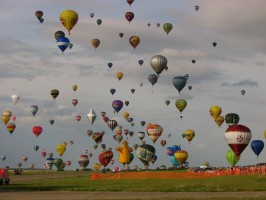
[2,170,266,192]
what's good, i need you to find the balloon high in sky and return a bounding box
[0,0,265,170]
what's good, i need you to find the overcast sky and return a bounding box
[0,0,266,170]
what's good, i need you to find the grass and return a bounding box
[2,170,266,192]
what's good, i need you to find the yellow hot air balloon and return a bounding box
[264,130,266,139]
[182,129,195,143]
[56,144,66,157]
[123,112,129,120]
[2,111,12,125]
[215,116,224,128]
[93,163,101,170]
[91,39,100,49]
[72,84,77,92]
[59,10,79,35]
[209,106,222,120]
[174,150,188,165]
[116,72,124,81]
[129,35,140,49]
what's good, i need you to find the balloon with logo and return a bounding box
[182,130,195,143]
[32,126,42,138]
[224,124,252,157]
[98,148,114,169]
[209,106,222,120]
[78,155,90,170]
[146,123,163,143]
[56,143,66,157]
[136,142,155,169]
[174,150,188,165]
[251,140,264,158]
[59,10,78,35]
[46,157,54,170]
[226,149,240,166]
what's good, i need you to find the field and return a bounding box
[1,170,266,200]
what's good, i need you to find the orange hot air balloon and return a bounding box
[174,150,188,165]
[116,72,123,81]
[91,39,100,49]
[123,112,129,120]
[129,36,140,50]
[209,106,222,120]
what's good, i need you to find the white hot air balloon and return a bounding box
[87,109,97,125]
[11,94,20,105]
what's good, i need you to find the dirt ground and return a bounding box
[1,171,266,200]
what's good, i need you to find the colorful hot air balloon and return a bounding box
[54,158,63,171]
[107,120,117,131]
[125,12,134,23]
[150,55,167,76]
[51,89,59,100]
[57,36,70,53]
[116,72,124,81]
[215,116,225,128]
[92,132,104,144]
[163,23,173,35]
[91,39,100,49]
[129,36,140,50]
[112,100,124,113]
[172,76,187,94]
[225,113,240,126]
[35,10,44,23]
[123,112,129,120]
[98,149,114,168]
[11,94,20,105]
[182,130,195,143]
[6,123,16,135]
[136,142,156,169]
[78,155,90,170]
[209,106,222,120]
[30,105,38,116]
[251,140,264,158]
[59,10,79,35]
[87,109,97,125]
[32,126,42,138]
[146,123,163,143]
[224,124,252,157]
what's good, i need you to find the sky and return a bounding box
[0,0,266,170]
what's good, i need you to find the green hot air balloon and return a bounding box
[226,149,240,166]
[163,23,173,35]
[54,158,63,171]
[225,113,240,126]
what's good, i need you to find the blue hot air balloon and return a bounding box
[148,74,158,86]
[57,36,70,53]
[110,88,116,95]
[112,100,123,113]
[172,76,187,94]
[108,63,113,69]
[251,140,264,158]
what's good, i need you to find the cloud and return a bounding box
[220,79,259,87]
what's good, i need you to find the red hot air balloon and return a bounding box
[72,99,78,106]
[224,124,252,157]
[126,0,134,6]
[32,126,43,138]
[41,151,47,158]
[125,12,134,23]
[76,115,81,122]
[98,150,113,168]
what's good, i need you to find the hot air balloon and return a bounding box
[123,112,129,120]
[41,151,47,158]
[129,36,140,50]
[78,155,90,170]
[150,55,167,76]
[92,132,104,144]
[34,145,39,151]
[76,115,81,122]
[224,124,252,157]
[49,119,55,125]
[136,142,156,169]
[165,100,170,106]
[115,125,122,135]
[98,149,114,168]
[116,72,123,81]
[148,74,158,86]
[112,100,123,113]
[182,130,195,143]
[146,123,163,143]
[131,89,135,94]
[22,156,28,162]
[66,161,71,166]
[72,84,78,92]
[195,5,199,11]
[56,144,66,157]
[72,99,78,107]
[107,120,117,131]
[192,60,196,64]
[45,157,54,170]
[161,140,166,147]
[156,23,160,28]
[126,0,134,6]
[172,76,187,94]
[87,130,93,137]
[54,158,63,171]
[57,36,70,53]
[138,60,144,66]
[55,31,65,39]
[96,19,102,26]
[1,155,6,161]
[125,12,134,23]
[226,149,240,166]
[35,10,44,23]
[124,101,129,106]
[30,105,38,116]
[59,10,79,35]
[212,42,217,47]
[251,140,264,158]
[137,131,145,141]
[129,131,134,137]
[188,85,192,90]
[175,99,187,118]
[92,38,100,49]
[12,116,16,121]
[109,88,116,95]
[119,33,124,38]
[50,89,59,100]
[11,94,20,105]
[32,126,42,138]
[241,90,245,95]
[174,150,188,165]
[90,13,94,18]
[29,163,35,169]
[6,123,16,135]
[116,140,133,168]
[215,116,225,128]
[87,109,97,125]
[163,23,173,35]
[2,111,12,125]
[140,121,145,127]
[107,62,113,69]
[68,43,73,49]
[209,106,222,120]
